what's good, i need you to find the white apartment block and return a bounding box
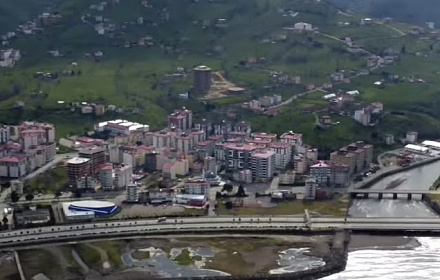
[126,184,139,202]
[250,150,275,181]
[0,125,10,144]
[114,164,132,189]
[269,141,292,169]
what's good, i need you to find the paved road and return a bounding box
[1,216,440,248]
[23,153,77,181]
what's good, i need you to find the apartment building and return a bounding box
[184,177,210,196]
[269,141,292,169]
[250,150,276,181]
[19,122,55,151]
[330,141,373,175]
[310,161,350,188]
[79,146,106,174]
[0,156,27,178]
[67,157,92,185]
[251,132,277,142]
[126,183,139,202]
[280,131,303,155]
[168,108,192,130]
[114,164,132,189]
[0,125,10,144]
[222,143,263,170]
[99,163,114,190]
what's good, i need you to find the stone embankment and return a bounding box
[356,156,440,190]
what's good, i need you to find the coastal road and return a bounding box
[1,216,440,248]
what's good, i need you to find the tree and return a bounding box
[236,185,246,197]
[25,193,34,202]
[54,190,62,198]
[215,191,221,200]
[222,184,233,193]
[401,44,406,54]
[224,201,233,209]
[2,216,8,225]
[10,191,20,203]
[74,189,82,198]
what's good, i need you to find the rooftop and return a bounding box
[251,150,276,159]
[67,157,91,165]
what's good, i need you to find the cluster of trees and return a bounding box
[215,183,247,200]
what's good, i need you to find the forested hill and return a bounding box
[330,0,440,26]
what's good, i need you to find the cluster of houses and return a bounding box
[59,108,323,194]
[0,122,56,181]
[80,0,157,49]
[241,94,282,112]
[322,90,384,126]
[309,141,374,188]
[0,49,21,68]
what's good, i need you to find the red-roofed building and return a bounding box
[310,161,350,187]
[0,156,27,178]
[250,150,276,181]
[269,141,292,169]
[18,122,55,151]
[280,131,303,155]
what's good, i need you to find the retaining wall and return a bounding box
[357,156,440,190]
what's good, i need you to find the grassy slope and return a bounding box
[1,0,440,149]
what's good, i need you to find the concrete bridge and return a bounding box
[1,216,440,249]
[349,189,436,200]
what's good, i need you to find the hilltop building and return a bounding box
[193,65,212,94]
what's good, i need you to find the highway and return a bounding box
[1,216,440,248]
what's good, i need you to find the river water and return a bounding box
[331,160,440,279]
[349,160,440,217]
[323,237,440,280]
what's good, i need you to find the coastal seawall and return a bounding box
[187,230,350,280]
[357,156,440,190]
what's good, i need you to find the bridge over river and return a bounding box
[2,216,440,249]
[349,189,440,200]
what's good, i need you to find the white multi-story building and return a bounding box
[354,109,371,126]
[126,183,139,202]
[99,163,114,190]
[279,170,296,185]
[269,141,292,169]
[250,150,276,181]
[0,156,27,178]
[305,178,318,200]
[76,176,95,189]
[19,122,55,151]
[114,164,132,189]
[152,131,174,149]
[280,131,303,155]
[309,161,350,188]
[184,177,210,196]
[175,133,193,153]
[0,125,10,144]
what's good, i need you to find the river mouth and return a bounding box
[16,236,330,279]
[121,236,327,278]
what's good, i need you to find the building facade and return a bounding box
[184,177,210,196]
[67,157,92,185]
[79,146,106,174]
[310,161,350,188]
[193,65,212,94]
[250,150,276,181]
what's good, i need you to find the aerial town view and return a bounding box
[1,0,440,279]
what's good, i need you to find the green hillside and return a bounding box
[1,0,440,152]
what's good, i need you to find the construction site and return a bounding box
[202,71,247,100]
